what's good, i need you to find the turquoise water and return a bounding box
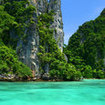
[0,80,105,105]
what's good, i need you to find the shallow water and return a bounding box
[0,79,105,105]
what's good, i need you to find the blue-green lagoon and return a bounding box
[0,80,105,105]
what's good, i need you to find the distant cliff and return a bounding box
[67,9,105,71]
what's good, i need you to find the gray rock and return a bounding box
[16,0,64,79]
[49,0,64,52]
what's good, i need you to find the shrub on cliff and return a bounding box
[49,61,82,81]
[0,45,32,79]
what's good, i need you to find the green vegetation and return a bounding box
[0,0,35,79]
[37,11,81,81]
[4,0,36,45]
[0,44,32,79]
[0,0,104,81]
[0,0,81,81]
[0,5,17,48]
[65,9,105,79]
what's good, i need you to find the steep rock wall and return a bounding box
[17,0,64,77]
[49,0,64,52]
[16,12,40,78]
[29,0,48,15]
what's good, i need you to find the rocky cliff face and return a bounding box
[29,0,48,15]
[49,0,64,52]
[16,11,40,78]
[17,0,64,77]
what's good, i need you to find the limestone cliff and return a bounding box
[16,0,64,78]
[16,11,40,78]
[49,0,64,52]
[29,0,48,15]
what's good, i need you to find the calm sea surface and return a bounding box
[0,79,105,105]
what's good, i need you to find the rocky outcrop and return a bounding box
[49,0,64,52]
[29,0,48,15]
[16,0,64,78]
[36,0,48,15]
[16,8,40,78]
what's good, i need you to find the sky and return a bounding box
[61,0,105,44]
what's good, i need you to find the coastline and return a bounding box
[83,78,105,80]
[0,74,105,82]
[0,78,105,82]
